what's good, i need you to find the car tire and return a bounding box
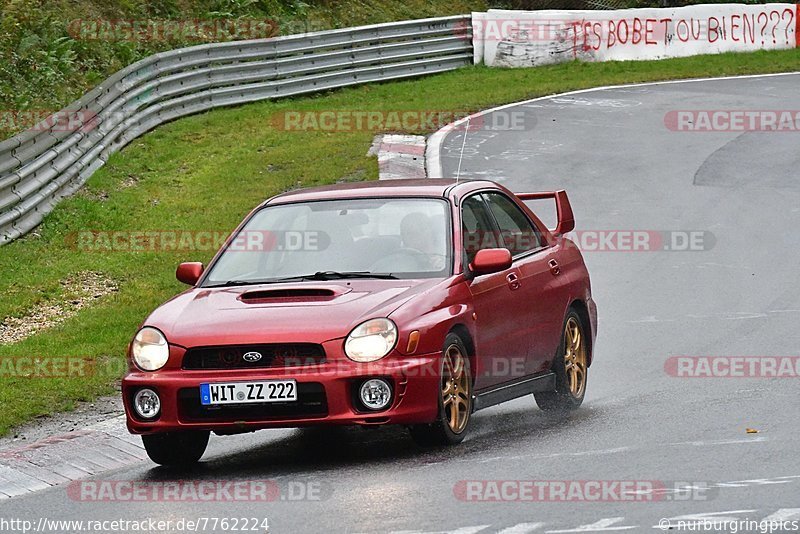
[142,430,210,466]
[409,333,473,447]
[534,309,588,413]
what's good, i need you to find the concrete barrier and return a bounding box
[473,4,798,66]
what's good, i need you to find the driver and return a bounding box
[400,213,445,271]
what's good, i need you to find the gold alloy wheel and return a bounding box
[564,317,587,398]
[441,344,471,434]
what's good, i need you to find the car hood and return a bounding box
[145,279,442,347]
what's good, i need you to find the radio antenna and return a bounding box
[454,116,471,185]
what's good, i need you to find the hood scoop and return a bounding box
[238,287,343,304]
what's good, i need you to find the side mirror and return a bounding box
[176,262,204,286]
[470,248,512,276]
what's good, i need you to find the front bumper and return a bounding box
[122,349,441,435]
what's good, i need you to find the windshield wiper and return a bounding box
[204,279,279,288]
[275,271,398,282]
[205,271,397,288]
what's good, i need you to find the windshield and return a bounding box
[202,197,452,286]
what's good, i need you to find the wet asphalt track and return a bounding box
[3,73,800,533]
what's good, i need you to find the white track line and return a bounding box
[426,71,800,178]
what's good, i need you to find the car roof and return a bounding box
[264,179,506,206]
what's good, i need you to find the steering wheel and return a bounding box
[370,248,431,272]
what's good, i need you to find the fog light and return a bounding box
[133,388,161,419]
[359,379,392,411]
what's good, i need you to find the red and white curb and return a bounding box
[371,134,427,180]
[0,415,144,499]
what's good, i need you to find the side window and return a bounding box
[482,193,541,256]
[461,195,501,265]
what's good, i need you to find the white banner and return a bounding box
[473,4,798,66]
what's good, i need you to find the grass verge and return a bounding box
[0,49,799,435]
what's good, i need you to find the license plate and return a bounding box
[200,380,297,406]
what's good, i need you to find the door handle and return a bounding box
[506,272,521,290]
[548,259,561,276]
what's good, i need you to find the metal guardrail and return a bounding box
[0,15,472,245]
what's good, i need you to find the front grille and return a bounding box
[177,383,328,422]
[182,343,326,370]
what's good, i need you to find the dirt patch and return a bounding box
[337,168,368,183]
[0,394,124,446]
[0,271,119,345]
[120,174,140,188]
[77,189,110,202]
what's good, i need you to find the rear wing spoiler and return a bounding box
[516,190,575,236]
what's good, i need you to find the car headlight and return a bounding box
[131,327,169,371]
[345,318,398,363]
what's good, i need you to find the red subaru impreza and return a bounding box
[122,179,597,465]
